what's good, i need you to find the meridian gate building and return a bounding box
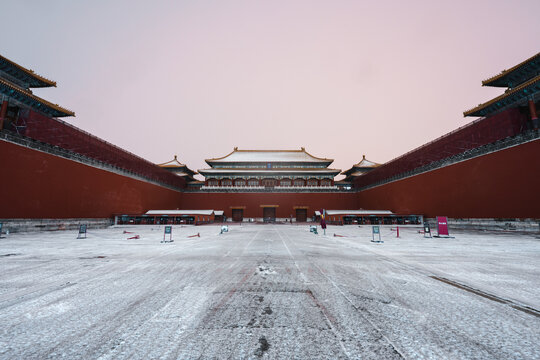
[0,52,539,225]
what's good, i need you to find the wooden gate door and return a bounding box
[232,209,243,222]
[295,209,307,222]
[263,207,276,222]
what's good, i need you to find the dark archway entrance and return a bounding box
[232,209,244,222]
[262,207,276,222]
[295,208,307,222]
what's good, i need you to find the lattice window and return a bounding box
[280,179,291,186]
[294,179,305,186]
[320,179,331,186]
[262,179,277,187]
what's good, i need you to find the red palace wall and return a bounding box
[180,192,358,219]
[356,138,540,219]
[0,140,183,219]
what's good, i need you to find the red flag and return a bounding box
[320,209,327,229]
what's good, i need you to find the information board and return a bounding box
[77,224,87,239]
[162,226,173,243]
[371,225,382,242]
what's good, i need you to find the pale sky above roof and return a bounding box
[3,1,539,180]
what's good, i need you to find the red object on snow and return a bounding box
[123,230,134,234]
[436,216,449,236]
[127,235,140,239]
[320,209,327,229]
[188,233,200,238]
[333,234,345,237]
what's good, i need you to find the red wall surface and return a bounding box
[0,140,183,218]
[357,139,540,218]
[180,192,358,219]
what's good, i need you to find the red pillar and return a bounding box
[529,99,538,129]
[0,100,8,130]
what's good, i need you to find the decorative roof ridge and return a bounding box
[205,147,333,162]
[157,154,186,167]
[0,77,74,116]
[464,73,540,116]
[353,155,381,167]
[482,52,540,87]
[0,54,57,87]
[340,155,381,175]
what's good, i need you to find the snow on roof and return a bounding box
[206,147,332,163]
[325,210,394,215]
[351,171,369,177]
[354,155,380,168]
[198,168,340,174]
[145,210,214,215]
[214,210,224,216]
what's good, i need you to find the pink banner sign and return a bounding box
[436,216,449,236]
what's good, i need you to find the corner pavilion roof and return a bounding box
[464,74,540,117]
[157,155,197,178]
[157,155,188,168]
[482,52,540,88]
[0,77,74,117]
[0,54,56,88]
[341,155,381,176]
[205,147,333,164]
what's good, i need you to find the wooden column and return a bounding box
[529,99,538,129]
[0,100,8,130]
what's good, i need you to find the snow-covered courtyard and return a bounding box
[0,224,539,359]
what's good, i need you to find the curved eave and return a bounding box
[198,169,341,176]
[205,147,333,164]
[482,52,540,88]
[464,74,540,117]
[0,78,74,117]
[0,55,56,88]
[206,161,334,168]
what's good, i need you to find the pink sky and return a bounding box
[4,1,539,179]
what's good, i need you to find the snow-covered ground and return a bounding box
[0,224,539,359]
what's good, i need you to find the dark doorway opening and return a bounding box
[295,208,307,222]
[263,207,276,222]
[232,209,244,222]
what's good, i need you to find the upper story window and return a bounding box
[262,179,277,187]
[320,179,331,186]
[221,179,232,186]
[294,179,305,187]
[307,179,318,186]
[280,179,291,187]
[248,179,259,186]
[235,179,246,187]
[208,179,219,186]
